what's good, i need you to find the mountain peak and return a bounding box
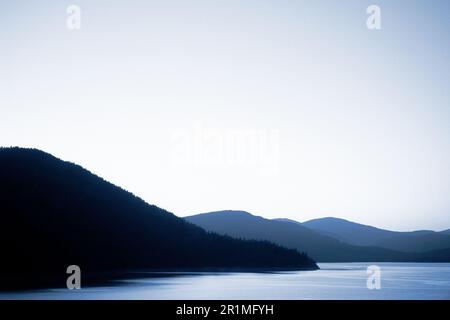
[305,217,354,224]
[1,146,54,158]
[191,210,255,218]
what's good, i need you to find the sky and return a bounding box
[1,0,449,231]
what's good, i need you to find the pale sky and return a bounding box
[1,1,449,231]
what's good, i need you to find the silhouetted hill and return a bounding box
[0,147,317,289]
[186,211,450,262]
[373,232,450,253]
[415,248,450,262]
[303,217,397,246]
[303,217,450,253]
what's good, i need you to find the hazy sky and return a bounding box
[1,1,449,231]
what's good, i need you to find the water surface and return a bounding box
[1,263,449,300]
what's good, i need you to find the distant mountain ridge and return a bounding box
[273,218,302,225]
[302,217,399,247]
[0,148,317,290]
[302,217,450,253]
[186,211,450,262]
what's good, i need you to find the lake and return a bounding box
[1,263,449,300]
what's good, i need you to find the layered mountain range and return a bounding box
[186,211,450,262]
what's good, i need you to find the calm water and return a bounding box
[1,263,449,300]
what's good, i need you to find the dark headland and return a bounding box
[0,147,318,290]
